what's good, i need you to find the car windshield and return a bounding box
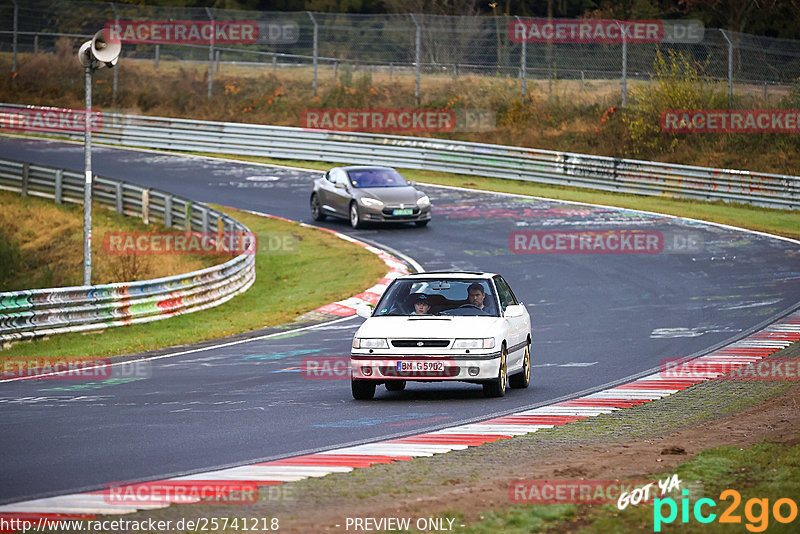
[373,279,499,317]
[348,168,408,188]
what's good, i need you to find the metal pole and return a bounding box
[307,12,318,96]
[154,44,159,68]
[619,20,627,107]
[720,29,733,108]
[410,14,420,105]
[83,62,93,286]
[109,2,119,103]
[515,16,526,97]
[12,0,18,76]
[205,7,214,100]
[34,34,38,54]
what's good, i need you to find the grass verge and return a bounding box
[198,153,800,241]
[0,190,220,290]
[0,205,387,360]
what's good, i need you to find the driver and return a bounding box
[411,294,432,315]
[467,283,491,312]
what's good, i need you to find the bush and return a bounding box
[621,50,727,156]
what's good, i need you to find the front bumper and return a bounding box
[350,352,501,381]
[361,206,431,223]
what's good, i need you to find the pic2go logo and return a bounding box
[654,489,798,532]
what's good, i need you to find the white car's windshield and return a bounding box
[374,279,499,317]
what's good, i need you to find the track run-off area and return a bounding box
[1,136,799,508]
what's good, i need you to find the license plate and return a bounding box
[392,208,414,216]
[397,361,444,372]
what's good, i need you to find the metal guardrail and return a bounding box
[0,157,256,342]
[2,104,793,210]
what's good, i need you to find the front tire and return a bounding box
[310,193,326,221]
[352,379,376,400]
[350,202,363,229]
[509,342,531,389]
[385,380,406,392]
[483,345,508,398]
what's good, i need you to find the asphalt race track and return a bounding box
[1,137,799,504]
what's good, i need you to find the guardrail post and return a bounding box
[216,50,221,74]
[142,189,150,225]
[307,12,319,96]
[115,182,123,214]
[21,162,29,197]
[581,70,585,91]
[201,207,209,232]
[54,168,63,204]
[34,34,38,54]
[272,55,277,71]
[164,195,172,228]
[410,13,421,105]
[184,203,192,231]
[154,44,160,68]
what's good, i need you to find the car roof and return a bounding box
[398,271,498,280]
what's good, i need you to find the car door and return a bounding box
[328,168,353,216]
[494,276,527,370]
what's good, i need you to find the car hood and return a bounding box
[357,186,419,204]
[356,316,503,339]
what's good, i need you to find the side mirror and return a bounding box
[335,182,346,190]
[408,180,417,186]
[356,303,373,318]
[504,304,525,318]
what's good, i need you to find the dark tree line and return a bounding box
[94,0,800,39]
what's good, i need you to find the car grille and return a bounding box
[391,340,450,348]
[382,207,420,217]
[378,366,460,377]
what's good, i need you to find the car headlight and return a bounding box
[453,338,495,349]
[352,338,389,349]
[359,197,384,208]
[417,195,431,208]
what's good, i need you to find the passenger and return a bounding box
[411,294,432,315]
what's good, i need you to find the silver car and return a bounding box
[310,166,431,228]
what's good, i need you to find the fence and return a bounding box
[1,103,795,209]
[1,0,800,105]
[0,156,256,343]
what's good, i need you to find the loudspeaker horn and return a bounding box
[77,40,93,67]
[90,28,121,65]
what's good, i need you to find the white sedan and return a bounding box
[350,272,531,400]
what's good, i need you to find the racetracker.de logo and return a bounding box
[0,106,102,133]
[509,230,663,254]
[661,109,800,133]
[660,358,800,381]
[509,19,663,43]
[1,357,112,380]
[103,231,256,256]
[302,109,456,133]
[105,20,259,44]
[103,481,258,505]
[301,356,350,380]
[510,480,650,504]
